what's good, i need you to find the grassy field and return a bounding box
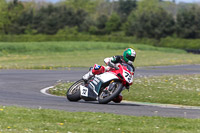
[0,41,200,69]
[50,74,200,106]
[123,75,200,106]
[1,41,200,132]
[0,106,199,133]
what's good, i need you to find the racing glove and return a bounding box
[108,61,119,70]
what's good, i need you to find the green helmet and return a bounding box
[123,48,136,64]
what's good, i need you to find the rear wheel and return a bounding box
[66,79,84,101]
[98,82,123,104]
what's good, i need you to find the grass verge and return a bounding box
[0,41,200,69]
[0,106,199,133]
[49,75,200,106]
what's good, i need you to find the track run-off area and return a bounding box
[0,65,200,118]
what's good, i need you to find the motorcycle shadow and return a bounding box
[76,100,141,107]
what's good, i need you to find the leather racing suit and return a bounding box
[82,55,135,103]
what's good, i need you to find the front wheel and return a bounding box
[66,79,84,101]
[98,82,123,104]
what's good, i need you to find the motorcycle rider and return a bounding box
[82,48,136,103]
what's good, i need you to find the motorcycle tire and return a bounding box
[98,82,123,104]
[66,79,84,101]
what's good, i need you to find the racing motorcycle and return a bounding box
[66,63,134,104]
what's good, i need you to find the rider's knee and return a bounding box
[113,95,123,103]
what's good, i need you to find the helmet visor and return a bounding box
[126,54,135,62]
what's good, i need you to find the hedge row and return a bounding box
[0,34,157,45]
[159,37,200,50]
[0,34,199,50]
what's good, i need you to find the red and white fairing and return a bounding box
[97,63,133,87]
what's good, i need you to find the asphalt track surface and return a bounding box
[0,64,200,118]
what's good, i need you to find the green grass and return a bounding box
[1,41,200,132]
[0,41,200,69]
[123,75,200,106]
[0,106,199,133]
[50,75,200,106]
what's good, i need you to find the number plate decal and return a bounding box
[123,70,133,84]
[80,85,88,97]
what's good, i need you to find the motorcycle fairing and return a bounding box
[80,72,119,101]
[80,85,98,101]
[123,69,133,84]
[95,72,119,83]
[80,77,103,101]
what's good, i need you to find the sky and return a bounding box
[174,0,200,3]
[20,0,200,3]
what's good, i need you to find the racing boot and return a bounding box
[82,70,94,81]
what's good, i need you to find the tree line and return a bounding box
[0,0,200,40]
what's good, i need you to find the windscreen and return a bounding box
[122,63,133,72]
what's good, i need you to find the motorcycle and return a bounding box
[66,63,134,104]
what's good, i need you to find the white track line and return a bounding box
[122,101,200,110]
[41,86,200,110]
[40,86,63,97]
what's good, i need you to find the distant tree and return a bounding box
[31,4,88,34]
[78,16,95,32]
[32,5,72,34]
[176,6,200,38]
[106,13,121,33]
[89,26,99,35]
[117,0,137,22]
[8,9,34,34]
[13,0,18,5]
[93,14,108,35]
[88,13,120,35]
[96,15,108,29]
[65,0,102,13]
[118,0,136,15]
[124,0,175,39]
[95,1,115,17]
[74,9,88,30]
[0,0,9,34]
[5,0,25,34]
[86,15,108,35]
[57,26,78,35]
